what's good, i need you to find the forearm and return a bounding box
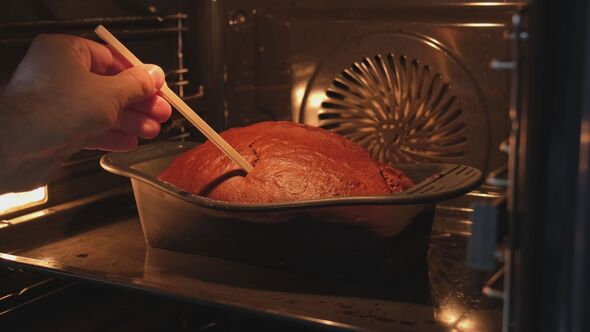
[0,88,77,193]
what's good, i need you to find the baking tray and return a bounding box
[0,211,503,331]
[100,142,483,279]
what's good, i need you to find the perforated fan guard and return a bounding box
[300,32,490,171]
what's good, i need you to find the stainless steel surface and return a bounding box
[317,51,466,165]
[0,1,517,330]
[487,165,509,187]
[303,34,482,169]
[482,266,505,300]
[494,12,527,332]
[0,277,73,317]
[0,269,284,331]
[0,205,502,331]
[509,1,590,329]
[0,14,187,44]
[0,187,131,230]
[0,13,202,101]
[489,59,516,71]
[217,1,517,175]
[467,203,498,271]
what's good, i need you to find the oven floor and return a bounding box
[0,273,326,332]
[0,209,502,331]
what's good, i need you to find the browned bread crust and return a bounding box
[158,121,413,203]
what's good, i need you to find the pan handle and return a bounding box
[398,164,484,203]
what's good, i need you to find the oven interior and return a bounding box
[0,1,520,331]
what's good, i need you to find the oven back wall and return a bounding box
[219,0,517,174]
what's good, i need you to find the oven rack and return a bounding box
[0,13,204,101]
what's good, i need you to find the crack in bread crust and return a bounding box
[378,167,394,194]
[247,137,261,168]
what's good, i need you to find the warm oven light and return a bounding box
[0,186,48,216]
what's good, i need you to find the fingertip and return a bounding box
[126,95,172,122]
[155,95,172,122]
[113,65,164,105]
[143,64,165,89]
[142,119,161,139]
[115,111,161,139]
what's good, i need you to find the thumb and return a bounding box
[109,64,165,106]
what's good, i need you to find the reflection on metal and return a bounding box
[457,317,476,330]
[167,14,204,101]
[438,307,460,325]
[0,187,130,228]
[483,265,506,299]
[0,14,188,44]
[487,164,509,187]
[0,13,203,102]
[429,233,500,331]
[466,191,503,198]
[319,54,466,164]
[0,277,73,317]
[0,186,47,217]
[436,206,474,214]
[443,23,505,28]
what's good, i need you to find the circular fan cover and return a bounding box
[321,54,465,164]
[300,33,489,169]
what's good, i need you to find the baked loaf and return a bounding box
[158,121,413,203]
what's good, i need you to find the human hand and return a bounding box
[5,34,172,152]
[0,34,172,193]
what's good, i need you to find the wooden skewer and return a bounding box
[94,25,254,173]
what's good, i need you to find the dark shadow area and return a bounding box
[198,169,247,197]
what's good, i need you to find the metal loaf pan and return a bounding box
[101,142,482,279]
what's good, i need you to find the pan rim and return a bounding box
[100,141,483,212]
